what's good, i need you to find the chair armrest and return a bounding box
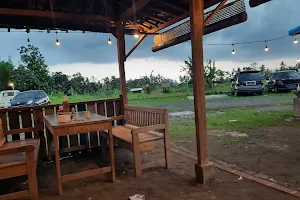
[131,124,166,135]
[0,144,35,156]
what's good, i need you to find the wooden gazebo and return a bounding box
[0,0,271,185]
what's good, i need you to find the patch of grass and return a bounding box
[169,108,293,138]
[129,96,189,106]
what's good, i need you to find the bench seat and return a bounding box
[0,139,40,169]
[112,125,164,144]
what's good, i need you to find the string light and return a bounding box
[297,58,300,62]
[294,38,298,44]
[231,44,235,55]
[134,34,139,38]
[108,38,112,45]
[264,41,269,52]
[55,31,60,46]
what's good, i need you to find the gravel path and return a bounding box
[152,95,293,113]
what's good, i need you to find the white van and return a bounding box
[0,90,20,108]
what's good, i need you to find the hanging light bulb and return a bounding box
[232,44,236,55]
[108,38,112,45]
[294,38,298,44]
[134,34,139,38]
[55,32,60,46]
[264,41,269,52]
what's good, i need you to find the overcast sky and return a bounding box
[0,0,300,81]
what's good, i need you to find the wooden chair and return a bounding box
[0,119,40,200]
[107,105,171,177]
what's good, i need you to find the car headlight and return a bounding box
[27,100,33,105]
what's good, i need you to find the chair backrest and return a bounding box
[0,119,6,147]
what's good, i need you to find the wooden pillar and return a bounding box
[189,0,215,183]
[116,22,128,105]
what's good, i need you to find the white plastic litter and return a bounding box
[238,176,243,180]
[129,194,145,200]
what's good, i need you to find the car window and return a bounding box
[14,92,35,100]
[278,71,300,79]
[42,91,48,97]
[3,92,14,97]
[233,74,238,81]
[238,72,263,82]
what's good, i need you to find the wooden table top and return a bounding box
[44,112,112,128]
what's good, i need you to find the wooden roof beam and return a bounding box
[146,5,176,17]
[120,0,152,21]
[149,12,188,33]
[204,0,227,26]
[156,0,186,12]
[0,8,113,23]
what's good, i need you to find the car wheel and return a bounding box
[274,86,279,94]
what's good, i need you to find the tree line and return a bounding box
[180,57,300,88]
[0,45,176,95]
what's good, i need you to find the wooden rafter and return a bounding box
[126,34,147,60]
[120,0,152,21]
[146,5,176,17]
[157,0,186,12]
[149,12,189,33]
[143,13,167,23]
[204,0,227,26]
[0,8,112,23]
[101,0,117,18]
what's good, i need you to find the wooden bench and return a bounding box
[106,105,171,177]
[0,119,40,200]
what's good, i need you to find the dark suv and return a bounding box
[8,90,50,108]
[231,71,264,96]
[266,70,300,93]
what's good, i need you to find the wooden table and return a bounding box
[44,112,116,195]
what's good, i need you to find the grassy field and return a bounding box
[170,108,295,138]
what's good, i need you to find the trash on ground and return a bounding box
[59,155,73,161]
[285,118,292,122]
[129,194,146,200]
[238,176,243,180]
[229,120,238,122]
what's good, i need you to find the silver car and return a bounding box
[231,71,264,96]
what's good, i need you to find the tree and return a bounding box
[0,58,14,91]
[17,45,51,91]
[280,61,287,70]
[52,72,70,93]
[181,57,193,82]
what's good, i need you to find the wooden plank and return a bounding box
[33,109,43,139]
[163,110,171,169]
[190,0,215,183]
[87,103,98,147]
[0,8,112,22]
[117,22,128,105]
[61,166,112,182]
[21,110,33,139]
[0,190,29,200]
[6,128,36,135]
[120,0,151,21]
[0,164,27,179]
[125,105,165,114]
[141,161,161,170]
[108,126,116,182]
[97,102,106,116]
[0,113,7,133]
[114,100,124,125]
[53,135,63,195]
[204,0,227,26]
[26,151,38,200]
[8,111,20,141]
[76,103,87,146]
[44,107,55,116]
[106,101,114,117]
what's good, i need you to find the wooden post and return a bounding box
[116,22,128,105]
[189,0,215,183]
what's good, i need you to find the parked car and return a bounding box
[266,70,300,93]
[0,90,20,108]
[231,71,264,96]
[8,90,50,108]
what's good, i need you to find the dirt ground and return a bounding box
[173,126,300,191]
[1,146,299,200]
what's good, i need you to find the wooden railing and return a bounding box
[0,97,124,158]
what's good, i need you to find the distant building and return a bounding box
[130,88,145,94]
